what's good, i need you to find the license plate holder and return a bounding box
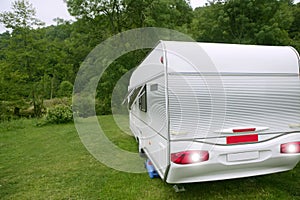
[227,151,259,162]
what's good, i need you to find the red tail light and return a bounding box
[280,142,300,154]
[171,150,209,164]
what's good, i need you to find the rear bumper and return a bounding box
[166,132,300,184]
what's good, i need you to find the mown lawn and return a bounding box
[0,116,299,199]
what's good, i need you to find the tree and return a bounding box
[0,0,44,30]
[65,0,193,34]
[0,0,298,120]
[0,0,45,117]
[191,0,294,45]
[65,0,124,34]
[223,0,293,45]
[122,0,193,33]
[289,2,300,51]
[191,2,230,42]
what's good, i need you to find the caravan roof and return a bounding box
[164,41,299,74]
[129,41,300,89]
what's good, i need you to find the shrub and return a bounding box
[0,103,13,121]
[0,100,28,121]
[43,97,71,108]
[45,105,73,124]
[57,81,73,97]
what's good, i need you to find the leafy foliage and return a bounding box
[57,81,73,97]
[0,102,14,121]
[0,0,46,117]
[0,0,300,118]
[191,0,295,45]
[0,0,44,30]
[45,105,73,124]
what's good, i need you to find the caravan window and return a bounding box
[129,86,142,110]
[139,85,147,112]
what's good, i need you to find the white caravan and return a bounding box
[126,41,300,184]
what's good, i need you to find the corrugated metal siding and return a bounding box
[147,78,168,137]
[131,76,168,138]
[168,74,300,140]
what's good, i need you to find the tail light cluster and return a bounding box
[280,142,300,154]
[171,150,209,165]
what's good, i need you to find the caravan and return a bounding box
[127,41,300,184]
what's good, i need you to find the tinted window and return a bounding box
[139,85,147,112]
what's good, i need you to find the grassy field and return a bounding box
[0,116,300,200]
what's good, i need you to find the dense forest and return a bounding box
[0,0,299,121]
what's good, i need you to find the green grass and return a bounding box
[0,116,300,199]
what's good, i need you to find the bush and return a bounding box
[0,100,29,121]
[0,103,13,121]
[45,105,73,124]
[57,81,73,97]
[43,97,71,108]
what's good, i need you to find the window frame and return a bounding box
[128,86,142,110]
[139,85,147,112]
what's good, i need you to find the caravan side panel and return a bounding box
[129,42,169,178]
[130,77,169,178]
